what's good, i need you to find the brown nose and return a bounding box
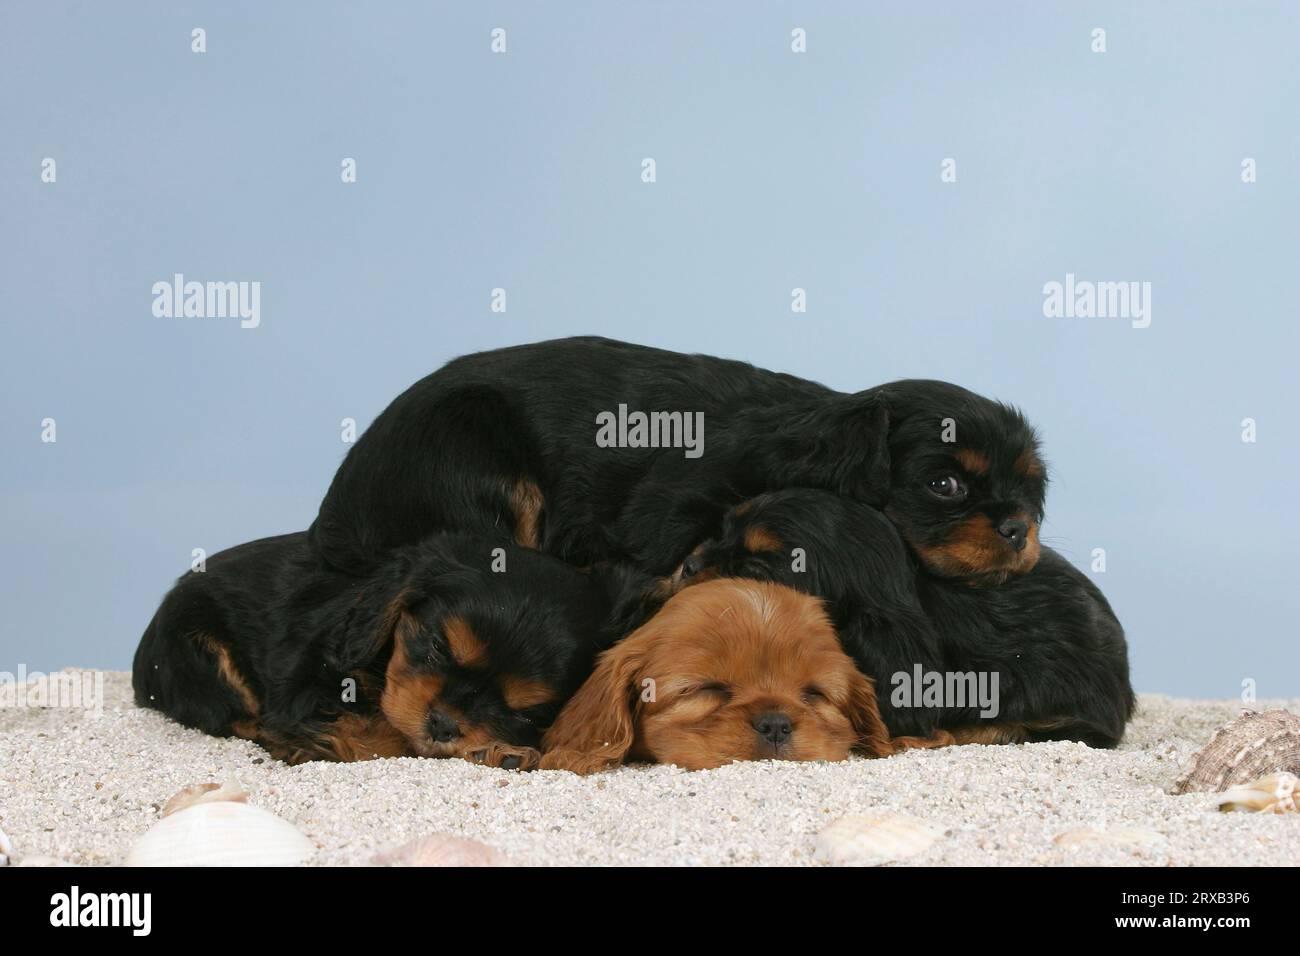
[996,519,1029,551]
[752,712,793,747]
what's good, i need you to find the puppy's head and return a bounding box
[673,489,911,602]
[356,547,599,760]
[875,380,1047,582]
[539,579,891,774]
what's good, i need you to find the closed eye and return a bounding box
[695,682,732,700]
[803,686,826,702]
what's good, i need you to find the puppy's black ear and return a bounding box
[768,395,891,506]
[336,585,424,672]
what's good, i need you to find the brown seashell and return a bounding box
[1171,709,1300,795]
[373,834,513,867]
[161,780,248,817]
[1217,773,1299,814]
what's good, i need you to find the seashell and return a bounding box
[373,834,513,867]
[0,824,12,866]
[161,780,247,817]
[1172,708,1300,795]
[814,813,943,867]
[1217,772,1299,814]
[1054,827,1165,847]
[126,800,314,867]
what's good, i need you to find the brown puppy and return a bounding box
[539,579,895,773]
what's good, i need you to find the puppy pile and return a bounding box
[134,336,1135,773]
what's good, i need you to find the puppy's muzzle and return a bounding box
[752,711,793,748]
[996,518,1029,552]
[426,709,460,743]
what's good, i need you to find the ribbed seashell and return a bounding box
[126,801,314,866]
[1217,772,1299,814]
[1172,709,1300,795]
[1054,827,1165,847]
[0,824,13,866]
[814,813,943,866]
[373,833,513,867]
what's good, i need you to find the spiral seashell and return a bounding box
[1171,708,1300,795]
[1216,772,1299,814]
[161,780,248,817]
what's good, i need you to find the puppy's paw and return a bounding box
[463,742,540,771]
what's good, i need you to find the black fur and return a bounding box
[682,490,1135,746]
[309,336,1046,581]
[132,531,662,764]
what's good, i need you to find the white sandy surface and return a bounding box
[1,671,1296,866]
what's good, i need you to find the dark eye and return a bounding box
[926,476,966,499]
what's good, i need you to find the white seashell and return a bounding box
[161,780,247,817]
[814,813,943,866]
[0,824,13,866]
[126,801,314,867]
[1217,772,1299,814]
[373,834,513,867]
[1054,827,1165,847]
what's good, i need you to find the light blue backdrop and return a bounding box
[2,2,1296,696]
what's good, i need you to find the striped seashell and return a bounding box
[373,834,513,867]
[1171,708,1300,795]
[813,813,944,866]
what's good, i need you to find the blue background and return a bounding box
[2,2,1296,695]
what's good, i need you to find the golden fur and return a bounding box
[540,579,894,773]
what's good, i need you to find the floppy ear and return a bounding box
[845,670,894,758]
[336,585,423,672]
[769,395,891,507]
[538,628,650,774]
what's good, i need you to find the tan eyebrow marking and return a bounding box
[955,449,990,475]
[444,616,489,669]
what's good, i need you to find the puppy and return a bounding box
[308,336,1046,584]
[538,578,895,773]
[677,490,1135,747]
[133,531,660,767]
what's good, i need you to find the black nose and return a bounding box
[681,553,704,579]
[427,710,460,743]
[996,519,1029,551]
[752,712,793,746]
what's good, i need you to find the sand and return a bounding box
[1,670,1296,866]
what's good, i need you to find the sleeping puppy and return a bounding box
[539,578,896,773]
[308,336,1046,584]
[676,490,1136,747]
[133,531,662,767]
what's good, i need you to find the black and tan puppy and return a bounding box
[677,490,1135,747]
[308,336,1047,583]
[133,531,661,767]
